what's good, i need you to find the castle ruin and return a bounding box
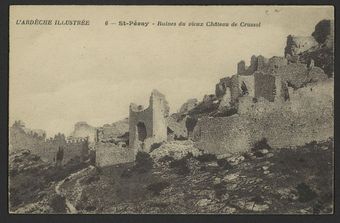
[129,89,169,153]
[215,55,289,108]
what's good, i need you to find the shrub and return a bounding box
[217,158,233,170]
[195,153,217,162]
[147,180,170,195]
[50,194,67,213]
[169,157,190,175]
[252,138,272,152]
[253,151,265,157]
[242,152,252,160]
[134,151,154,173]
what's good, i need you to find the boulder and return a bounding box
[150,140,202,161]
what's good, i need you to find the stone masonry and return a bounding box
[129,89,169,153]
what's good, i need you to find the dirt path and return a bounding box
[55,165,94,214]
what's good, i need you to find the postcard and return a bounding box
[9,5,334,214]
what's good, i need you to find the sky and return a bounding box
[9,6,334,136]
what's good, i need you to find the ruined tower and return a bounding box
[129,89,169,153]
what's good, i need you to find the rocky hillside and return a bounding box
[9,150,92,213]
[36,138,333,214]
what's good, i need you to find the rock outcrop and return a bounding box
[285,19,334,77]
[179,98,198,114]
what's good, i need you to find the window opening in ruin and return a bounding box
[137,122,147,142]
[241,81,249,96]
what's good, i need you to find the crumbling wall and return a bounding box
[193,79,333,155]
[254,72,276,102]
[266,57,288,74]
[216,55,287,104]
[129,90,168,153]
[95,143,134,167]
[275,63,327,89]
[62,140,89,164]
[237,55,271,76]
[167,116,187,140]
[34,138,89,165]
[9,126,88,165]
[237,55,268,76]
[215,75,239,102]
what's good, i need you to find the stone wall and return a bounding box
[95,143,134,167]
[254,72,276,102]
[9,126,89,165]
[237,55,269,76]
[193,79,333,155]
[275,63,327,89]
[215,75,239,102]
[167,116,187,139]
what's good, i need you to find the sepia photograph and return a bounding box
[8,5,334,214]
